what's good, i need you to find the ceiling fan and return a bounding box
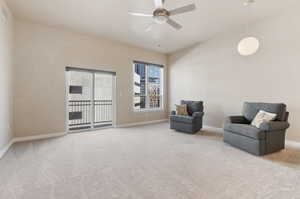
[128,0,196,31]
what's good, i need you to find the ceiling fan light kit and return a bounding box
[153,8,169,24]
[128,0,196,31]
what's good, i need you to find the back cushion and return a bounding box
[242,102,287,122]
[181,101,203,116]
[176,104,188,116]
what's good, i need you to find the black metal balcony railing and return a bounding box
[68,100,112,130]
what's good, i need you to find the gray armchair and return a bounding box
[223,102,290,156]
[170,101,204,134]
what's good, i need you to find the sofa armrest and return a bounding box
[259,121,290,131]
[170,110,176,115]
[225,115,249,124]
[192,112,204,118]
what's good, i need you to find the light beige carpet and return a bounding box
[1,122,300,199]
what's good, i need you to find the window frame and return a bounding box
[133,61,164,112]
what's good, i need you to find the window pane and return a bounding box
[133,62,163,110]
[134,63,146,109]
[68,71,92,101]
[148,65,162,108]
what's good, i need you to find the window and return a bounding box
[133,61,164,111]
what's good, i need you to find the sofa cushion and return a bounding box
[224,123,266,140]
[181,101,203,116]
[251,110,277,128]
[176,104,188,116]
[242,102,287,122]
[170,115,195,124]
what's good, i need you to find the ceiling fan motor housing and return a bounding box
[153,8,169,24]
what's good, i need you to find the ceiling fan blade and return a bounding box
[154,0,164,8]
[146,23,155,32]
[169,4,196,16]
[128,12,152,17]
[166,18,182,30]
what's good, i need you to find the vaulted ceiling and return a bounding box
[7,0,298,53]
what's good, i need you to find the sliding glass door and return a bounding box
[94,73,114,128]
[66,68,115,132]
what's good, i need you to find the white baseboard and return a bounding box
[203,125,224,134]
[116,119,168,128]
[0,139,14,160]
[13,132,67,143]
[0,132,67,159]
[286,140,300,148]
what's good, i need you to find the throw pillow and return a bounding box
[251,110,277,128]
[176,104,188,116]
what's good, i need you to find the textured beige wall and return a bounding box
[0,0,14,150]
[168,10,300,142]
[14,21,168,137]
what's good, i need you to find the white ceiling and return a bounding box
[7,0,298,53]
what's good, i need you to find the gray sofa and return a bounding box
[223,102,290,155]
[170,101,204,134]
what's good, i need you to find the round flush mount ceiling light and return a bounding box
[238,37,260,56]
[238,0,259,56]
[153,15,168,24]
